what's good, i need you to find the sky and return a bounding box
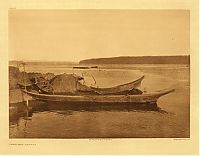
[9,10,190,62]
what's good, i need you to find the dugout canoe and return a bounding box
[23,88,175,104]
[90,75,145,94]
[20,75,145,95]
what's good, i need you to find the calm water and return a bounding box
[9,64,190,138]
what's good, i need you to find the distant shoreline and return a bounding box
[9,55,190,65]
[9,61,78,66]
[79,55,190,65]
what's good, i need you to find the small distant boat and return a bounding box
[90,76,145,95]
[91,66,98,68]
[73,66,90,69]
[23,89,175,104]
[73,66,98,69]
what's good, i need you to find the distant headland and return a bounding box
[79,55,190,64]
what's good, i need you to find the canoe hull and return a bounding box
[23,89,174,104]
[90,76,145,94]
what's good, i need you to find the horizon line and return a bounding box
[9,54,190,62]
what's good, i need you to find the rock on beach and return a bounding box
[9,66,55,103]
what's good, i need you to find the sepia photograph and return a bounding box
[0,0,198,154]
[0,0,199,154]
[8,9,191,139]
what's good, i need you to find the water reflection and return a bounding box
[9,100,163,126]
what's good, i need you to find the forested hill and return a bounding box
[79,55,190,64]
